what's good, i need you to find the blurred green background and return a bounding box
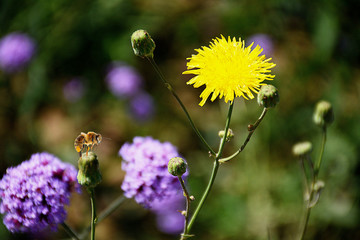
[0,0,359,239]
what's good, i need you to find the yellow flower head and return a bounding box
[183,35,276,106]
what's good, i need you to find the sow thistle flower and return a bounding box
[183,35,276,106]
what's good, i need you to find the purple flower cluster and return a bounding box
[106,62,155,122]
[0,32,36,73]
[119,136,187,208]
[247,33,274,57]
[0,152,80,233]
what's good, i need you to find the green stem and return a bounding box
[80,195,126,240]
[61,222,80,240]
[298,127,327,240]
[186,102,234,233]
[89,188,96,240]
[178,176,191,240]
[299,206,312,240]
[314,127,327,176]
[146,57,216,156]
[219,108,268,163]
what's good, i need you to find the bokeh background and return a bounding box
[0,0,359,239]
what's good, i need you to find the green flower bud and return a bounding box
[77,152,102,188]
[313,100,334,127]
[257,84,279,108]
[131,30,156,58]
[292,141,312,157]
[218,128,234,142]
[168,157,187,177]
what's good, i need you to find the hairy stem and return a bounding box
[147,57,215,156]
[219,107,268,163]
[89,188,96,240]
[186,102,234,233]
[178,176,191,240]
[80,195,126,239]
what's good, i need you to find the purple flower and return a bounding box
[129,91,155,122]
[247,33,274,57]
[119,136,187,208]
[0,152,80,233]
[0,32,36,73]
[151,194,185,235]
[63,78,85,102]
[106,62,143,98]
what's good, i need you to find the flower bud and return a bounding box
[257,84,279,108]
[218,128,234,142]
[313,100,334,127]
[168,157,187,177]
[292,141,312,157]
[77,152,102,188]
[131,30,156,58]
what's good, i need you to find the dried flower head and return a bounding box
[183,35,276,106]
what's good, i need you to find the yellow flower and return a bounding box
[183,35,276,106]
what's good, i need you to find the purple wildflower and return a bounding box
[119,136,187,208]
[0,32,36,73]
[63,78,85,102]
[151,193,185,235]
[105,62,143,98]
[0,152,80,233]
[247,33,274,57]
[129,91,155,122]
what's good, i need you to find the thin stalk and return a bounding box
[80,195,126,240]
[61,222,80,240]
[314,127,327,176]
[186,103,234,233]
[146,57,215,156]
[89,188,96,240]
[299,206,312,240]
[299,158,309,197]
[178,176,191,240]
[298,127,327,240]
[219,108,268,163]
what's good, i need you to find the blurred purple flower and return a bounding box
[151,194,185,235]
[63,78,85,102]
[0,32,36,73]
[247,34,274,56]
[0,152,80,233]
[106,62,143,98]
[119,136,188,208]
[129,92,155,122]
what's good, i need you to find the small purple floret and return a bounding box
[63,78,85,102]
[0,32,36,73]
[247,33,274,57]
[0,152,80,233]
[106,62,143,98]
[129,91,155,122]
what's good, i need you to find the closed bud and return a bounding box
[131,30,156,58]
[168,157,187,177]
[292,141,312,157]
[313,100,334,127]
[257,84,279,108]
[218,128,234,142]
[77,152,102,188]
